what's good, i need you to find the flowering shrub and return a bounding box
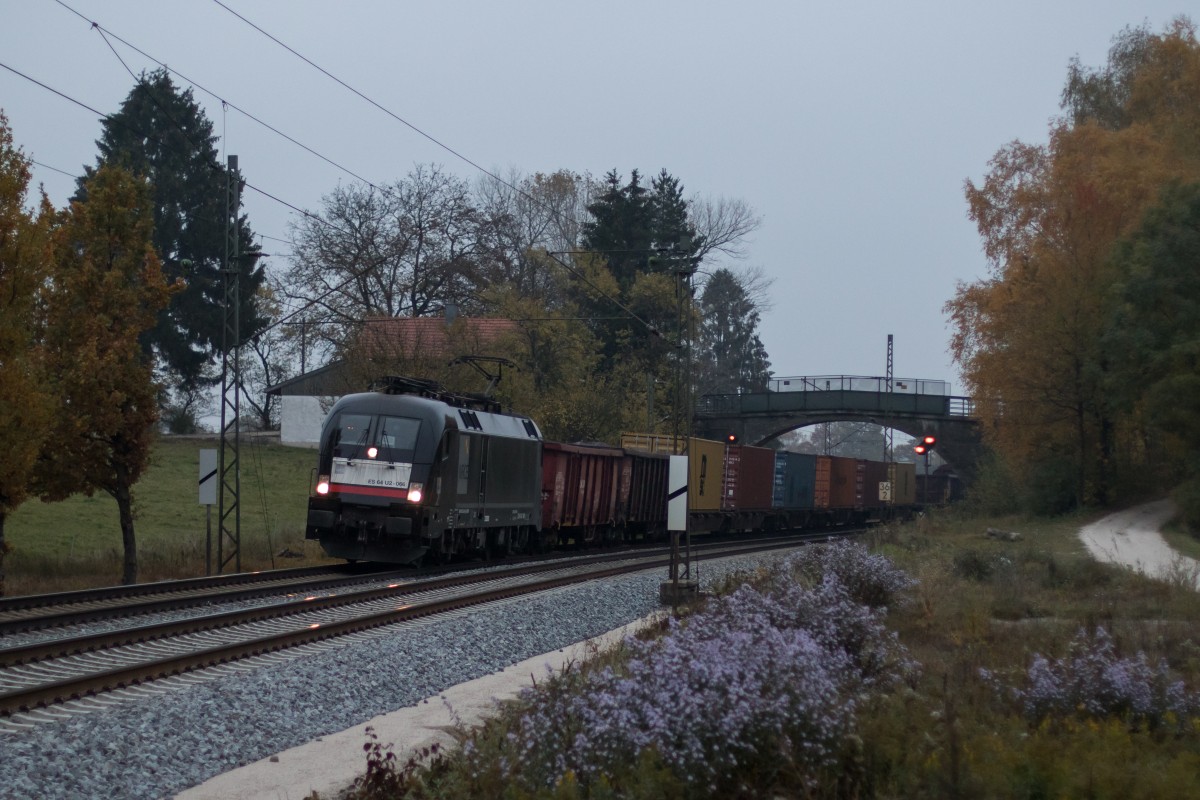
[704,573,917,689]
[461,543,918,795]
[783,539,918,608]
[983,627,1199,730]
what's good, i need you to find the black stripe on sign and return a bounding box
[667,485,687,501]
[199,468,217,486]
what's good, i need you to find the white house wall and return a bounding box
[280,395,333,447]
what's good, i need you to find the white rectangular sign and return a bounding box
[668,455,688,532]
[198,449,217,506]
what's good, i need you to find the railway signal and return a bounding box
[727,433,739,444]
[913,434,936,455]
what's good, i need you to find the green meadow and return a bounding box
[5,436,335,595]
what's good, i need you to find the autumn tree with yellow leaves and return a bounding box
[0,114,52,596]
[948,19,1200,513]
[34,165,174,585]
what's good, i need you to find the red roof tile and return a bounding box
[357,316,519,360]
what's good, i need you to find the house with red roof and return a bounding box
[266,312,520,446]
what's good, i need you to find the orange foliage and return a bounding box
[0,113,52,594]
[36,165,174,584]
[948,22,1200,506]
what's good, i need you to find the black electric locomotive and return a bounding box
[305,380,544,563]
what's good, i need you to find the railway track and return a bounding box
[0,535,818,728]
[0,546,649,636]
[0,563,391,634]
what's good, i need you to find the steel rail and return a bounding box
[0,530,826,636]
[0,547,644,634]
[0,535,821,667]
[0,563,370,614]
[0,555,632,667]
[0,538,811,717]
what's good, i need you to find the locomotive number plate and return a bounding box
[332,457,412,489]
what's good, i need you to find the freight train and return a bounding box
[305,380,925,564]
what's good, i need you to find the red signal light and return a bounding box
[913,444,928,456]
[921,435,937,447]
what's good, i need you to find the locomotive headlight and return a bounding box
[367,446,379,459]
[407,482,424,503]
[316,475,331,495]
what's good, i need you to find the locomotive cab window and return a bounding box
[328,413,372,458]
[377,416,421,462]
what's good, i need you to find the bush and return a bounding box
[953,549,994,581]
[1171,476,1200,536]
[782,539,918,608]
[983,627,1200,731]
[962,451,1025,516]
[443,544,918,797]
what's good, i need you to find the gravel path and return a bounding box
[0,552,786,800]
[1079,498,1200,589]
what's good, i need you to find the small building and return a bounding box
[267,314,520,447]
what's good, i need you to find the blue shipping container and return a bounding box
[773,451,817,510]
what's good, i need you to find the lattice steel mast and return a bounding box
[217,155,242,573]
[885,334,895,503]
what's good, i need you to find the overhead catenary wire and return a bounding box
[53,0,385,195]
[0,59,382,333]
[31,159,78,179]
[30,2,675,341]
[209,0,668,340]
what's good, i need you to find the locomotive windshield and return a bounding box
[377,415,421,461]
[329,413,372,458]
[326,412,421,462]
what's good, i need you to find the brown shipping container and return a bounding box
[863,460,890,508]
[827,455,861,509]
[814,456,832,509]
[688,437,726,511]
[722,444,775,510]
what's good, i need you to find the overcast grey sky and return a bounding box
[1,1,1190,392]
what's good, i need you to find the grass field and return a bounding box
[4,435,337,595]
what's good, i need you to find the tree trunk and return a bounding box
[115,482,138,585]
[1076,401,1087,508]
[0,509,8,597]
[1096,413,1114,506]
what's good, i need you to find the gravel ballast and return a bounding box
[0,553,790,800]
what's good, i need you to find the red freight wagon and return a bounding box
[541,441,625,545]
[721,444,776,511]
[624,449,669,538]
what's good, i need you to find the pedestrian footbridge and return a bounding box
[692,375,981,479]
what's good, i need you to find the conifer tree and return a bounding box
[695,268,772,396]
[79,69,265,395]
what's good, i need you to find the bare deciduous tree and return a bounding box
[689,195,761,264]
[475,168,592,303]
[286,164,482,354]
